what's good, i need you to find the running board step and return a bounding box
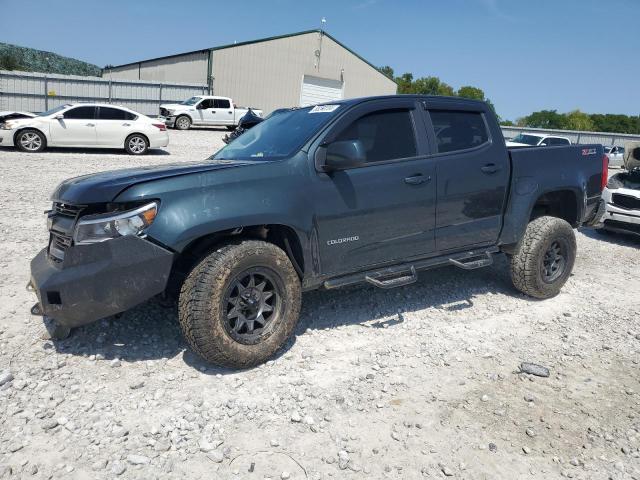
[448,252,493,270]
[322,247,499,290]
[365,266,417,289]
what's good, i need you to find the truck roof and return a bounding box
[318,94,491,110]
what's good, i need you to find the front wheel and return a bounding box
[178,240,301,368]
[175,115,191,130]
[510,216,576,299]
[125,134,149,155]
[16,129,46,153]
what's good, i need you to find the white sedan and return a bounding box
[0,103,169,155]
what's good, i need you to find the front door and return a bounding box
[425,107,510,251]
[313,102,436,275]
[49,106,97,146]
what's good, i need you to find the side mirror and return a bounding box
[54,114,64,120]
[196,103,206,109]
[320,140,366,171]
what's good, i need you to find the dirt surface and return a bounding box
[1,129,639,479]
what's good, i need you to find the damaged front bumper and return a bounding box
[28,235,174,328]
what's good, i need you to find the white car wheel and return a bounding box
[17,130,46,152]
[125,134,149,155]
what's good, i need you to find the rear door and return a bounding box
[424,104,510,251]
[49,106,97,146]
[95,107,137,146]
[313,99,437,275]
[213,98,234,125]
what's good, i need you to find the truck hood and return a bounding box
[52,159,255,204]
[160,103,187,111]
[505,141,532,148]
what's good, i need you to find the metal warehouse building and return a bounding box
[107,30,396,114]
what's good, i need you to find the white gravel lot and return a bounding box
[0,129,640,480]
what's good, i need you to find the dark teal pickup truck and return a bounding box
[28,95,606,367]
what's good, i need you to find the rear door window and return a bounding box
[214,99,231,109]
[97,107,136,121]
[546,137,570,146]
[63,106,96,120]
[333,109,417,163]
[429,110,489,153]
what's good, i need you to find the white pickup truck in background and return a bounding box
[159,96,263,130]
[506,132,571,148]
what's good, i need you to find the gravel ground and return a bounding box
[1,129,640,479]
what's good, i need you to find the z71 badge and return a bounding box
[581,148,597,156]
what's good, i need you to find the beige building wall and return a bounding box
[212,32,396,114]
[110,51,209,84]
[107,32,396,113]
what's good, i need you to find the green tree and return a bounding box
[501,119,515,126]
[412,76,454,96]
[564,110,594,131]
[395,73,414,94]
[517,110,567,129]
[456,85,485,100]
[0,52,22,71]
[378,65,394,80]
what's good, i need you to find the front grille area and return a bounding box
[611,194,640,210]
[49,232,73,262]
[53,202,83,218]
[48,202,84,262]
[604,219,640,235]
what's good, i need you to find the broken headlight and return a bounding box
[73,202,158,245]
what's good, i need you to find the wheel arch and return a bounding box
[14,126,48,147]
[165,224,305,298]
[501,188,581,254]
[527,189,581,227]
[125,131,150,146]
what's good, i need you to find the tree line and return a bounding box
[378,66,497,115]
[503,110,640,135]
[379,66,640,135]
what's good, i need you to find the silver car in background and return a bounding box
[598,142,640,236]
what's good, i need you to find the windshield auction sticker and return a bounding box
[309,105,340,113]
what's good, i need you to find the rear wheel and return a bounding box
[16,129,46,153]
[178,240,301,368]
[510,216,576,299]
[175,115,191,130]
[125,134,149,155]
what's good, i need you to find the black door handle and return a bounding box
[404,174,430,185]
[481,163,500,174]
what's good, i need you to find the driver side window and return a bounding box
[199,99,214,109]
[333,109,417,163]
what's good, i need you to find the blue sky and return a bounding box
[1,0,638,120]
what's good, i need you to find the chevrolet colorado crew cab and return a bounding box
[28,95,606,368]
[159,96,263,130]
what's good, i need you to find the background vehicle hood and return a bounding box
[159,103,187,111]
[52,159,256,204]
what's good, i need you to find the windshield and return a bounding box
[510,134,542,145]
[212,105,342,161]
[180,97,202,106]
[37,105,70,117]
